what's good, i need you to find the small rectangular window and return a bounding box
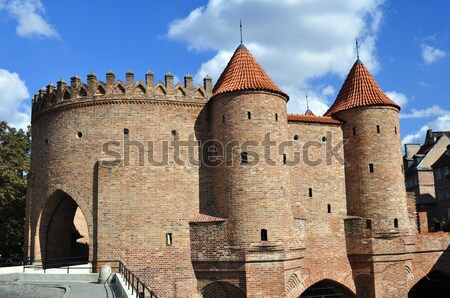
[369,164,374,173]
[261,229,268,241]
[352,127,356,136]
[308,188,312,198]
[248,111,251,119]
[166,233,172,246]
[376,125,380,134]
[394,126,397,134]
[366,219,372,229]
[275,113,278,122]
[394,218,399,228]
[222,115,225,123]
[241,152,248,164]
[327,204,331,213]
[283,154,287,165]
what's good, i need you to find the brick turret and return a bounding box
[326,59,409,235]
[326,58,411,297]
[211,44,296,248]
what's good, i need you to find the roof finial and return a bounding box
[356,38,360,59]
[306,91,309,110]
[240,20,243,44]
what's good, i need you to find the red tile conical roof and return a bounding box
[212,44,288,100]
[324,59,399,116]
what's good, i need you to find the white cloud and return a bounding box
[0,69,30,130]
[421,44,447,65]
[400,105,449,119]
[386,91,408,107]
[1,0,59,39]
[401,113,450,146]
[168,0,386,115]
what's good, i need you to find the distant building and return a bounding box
[432,145,450,227]
[404,130,450,230]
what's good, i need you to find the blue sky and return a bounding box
[0,0,449,146]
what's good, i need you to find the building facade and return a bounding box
[25,44,450,297]
[404,130,450,230]
[432,145,450,227]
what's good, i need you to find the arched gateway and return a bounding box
[38,190,89,267]
[300,279,355,298]
[408,271,450,298]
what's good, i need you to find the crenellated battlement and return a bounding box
[31,71,213,120]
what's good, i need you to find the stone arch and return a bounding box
[201,281,245,298]
[38,189,89,267]
[408,270,450,297]
[299,279,355,298]
[286,271,355,298]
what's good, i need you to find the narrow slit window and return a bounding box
[248,111,251,119]
[166,233,172,246]
[366,219,372,229]
[376,125,380,134]
[394,218,399,228]
[222,115,225,123]
[369,164,374,173]
[283,154,287,165]
[394,126,397,134]
[327,204,331,213]
[241,152,248,164]
[261,229,268,241]
[308,188,313,198]
[353,127,356,136]
[275,113,278,122]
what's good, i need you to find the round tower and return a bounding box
[325,59,410,235]
[211,44,296,248]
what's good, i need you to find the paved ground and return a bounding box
[0,281,65,298]
[0,280,121,298]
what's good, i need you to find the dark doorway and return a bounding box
[408,271,450,298]
[201,281,245,298]
[41,191,89,268]
[300,279,355,298]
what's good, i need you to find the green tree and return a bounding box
[0,121,31,264]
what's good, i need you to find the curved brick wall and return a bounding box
[29,97,210,297]
[211,90,296,247]
[336,106,410,234]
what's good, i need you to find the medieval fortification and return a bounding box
[25,43,450,297]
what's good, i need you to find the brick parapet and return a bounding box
[31,72,212,121]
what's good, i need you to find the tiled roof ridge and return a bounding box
[212,44,288,100]
[288,113,342,125]
[324,59,400,116]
